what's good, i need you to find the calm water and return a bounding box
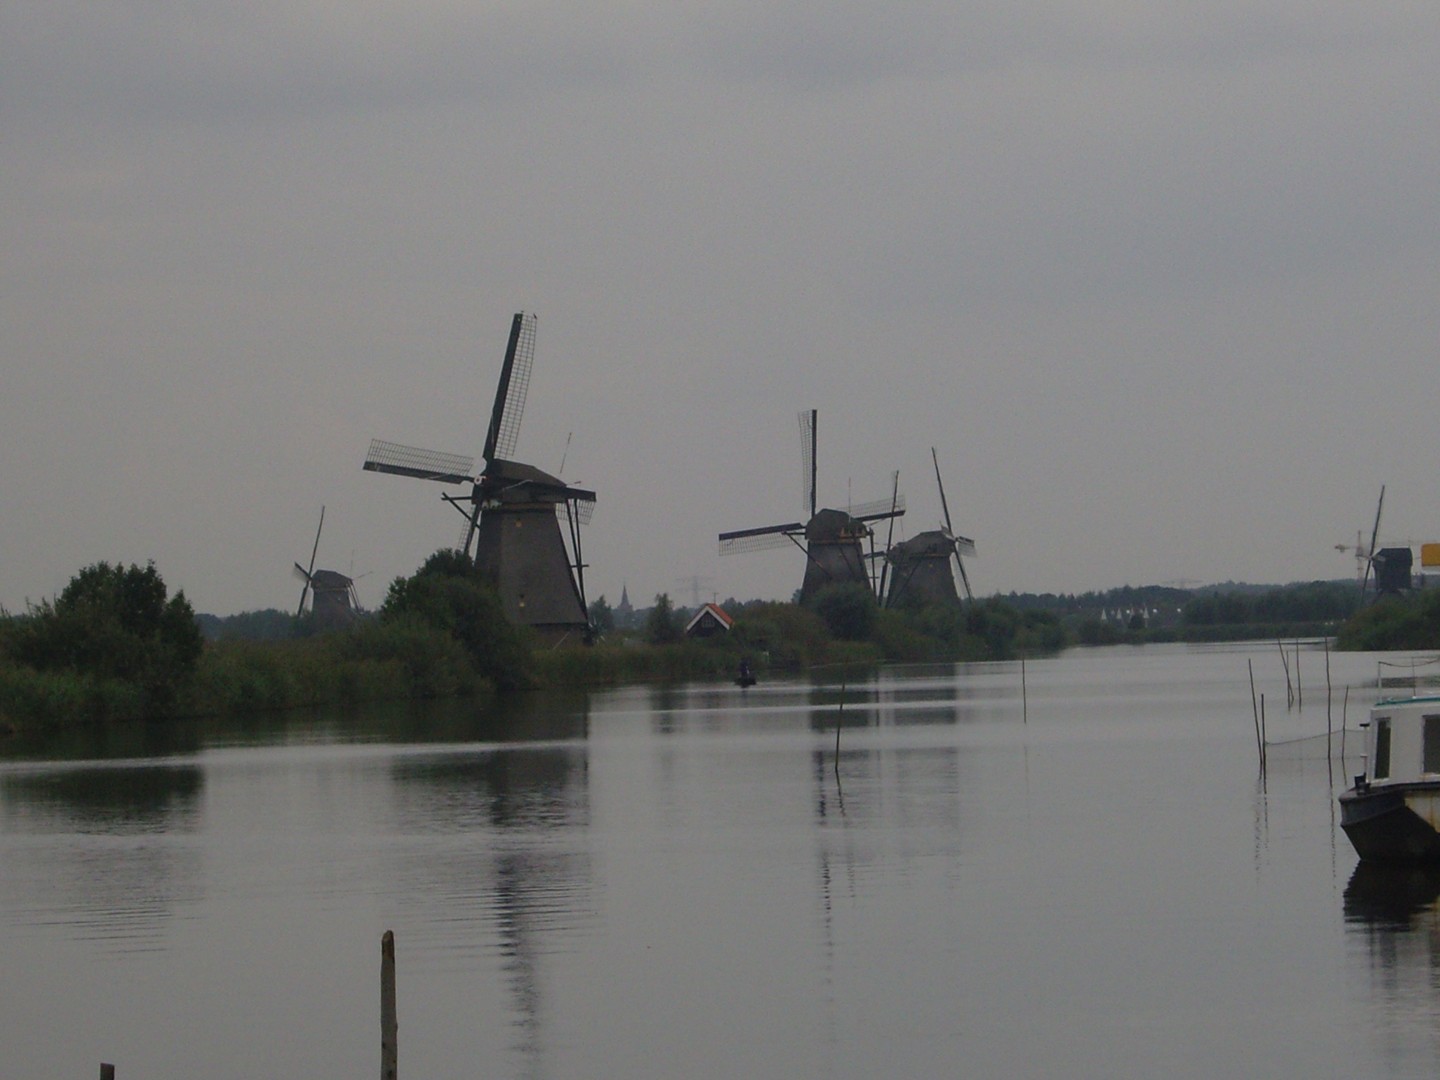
[3,643,1438,1079]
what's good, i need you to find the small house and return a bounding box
[685,602,734,639]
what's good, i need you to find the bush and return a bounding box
[380,551,533,690]
[4,562,202,718]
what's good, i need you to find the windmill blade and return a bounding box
[932,448,955,536]
[948,533,978,559]
[293,562,313,584]
[933,448,975,601]
[482,311,536,463]
[798,409,817,517]
[295,506,325,617]
[719,521,805,555]
[557,498,596,526]
[1361,484,1386,596]
[879,470,900,602]
[307,506,324,578]
[850,492,907,521]
[364,439,475,484]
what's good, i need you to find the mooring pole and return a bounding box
[1021,655,1028,724]
[1248,659,1262,768]
[382,930,398,1080]
[100,1066,115,1080]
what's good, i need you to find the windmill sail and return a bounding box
[363,440,474,484]
[483,312,536,463]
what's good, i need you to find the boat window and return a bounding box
[1374,719,1392,781]
[1426,716,1440,774]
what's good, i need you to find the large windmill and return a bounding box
[293,506,362,628]
[718,409,904,603]
[363,312,596,643]
[884,449,976,608]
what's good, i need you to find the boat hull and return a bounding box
[1340,784,1440,862]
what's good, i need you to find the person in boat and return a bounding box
[738,658,753,683]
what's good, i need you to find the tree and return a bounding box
[806,583,877,641]
[589,595,615,637]
[7,561,203,714]
[645,593,682,645]
[380,551,533,690]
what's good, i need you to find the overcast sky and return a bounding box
[3,2,1437,616]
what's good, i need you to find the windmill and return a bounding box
[718,409,904,602]
[293,506,361,627]
[883,448,977,608]
[363,312,596,643]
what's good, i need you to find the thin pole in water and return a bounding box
[1021,656,1028,724]
[834,674,846,777]
[1342,685,1350,767]
[1295,640,1302,710]
[382,930,398,1080]
[1260,693,1268,776]
[1324,638,1333,780]
[1248,659,1262,767]
[1277,641,1293,709]
[100,1066,115,1080]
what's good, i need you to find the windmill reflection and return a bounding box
[387,714,593,1074]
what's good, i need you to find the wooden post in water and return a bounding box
[1021,656,1028,724]
[1342,685,1350,765]
[1248,659,1262,767]
[382,930,398,1080]
[1294,640,1302,710]
[100,1066,115,1080]
[1260,693,1268,775]
[1277,641,1293,708]
[1324,638,1333,780]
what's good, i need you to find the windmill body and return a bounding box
[883,449,977,608]
[364,313,595,644]
[293,506,361,629]
[885,530,960,608]
[308,569,358,626]
[718,410,903,603]
[471,458,594,639]
[800,508,873,600]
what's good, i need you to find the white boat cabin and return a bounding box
[1361,696,1440,786]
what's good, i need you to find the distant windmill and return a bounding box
[293,506,361,627]
[718,409,904,602]
[884,448,977,608]
[362,312,596,643]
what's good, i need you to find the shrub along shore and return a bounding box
[4,555,1395,738]
[0,554,1071,736]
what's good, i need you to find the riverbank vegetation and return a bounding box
[1335,590,1440,651]
[4,555,1409,737]
[1,554,1065,734]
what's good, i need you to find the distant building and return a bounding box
[616,583,635,628]
[685,602,734,639]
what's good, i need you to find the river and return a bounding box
[2,643,1437,1079]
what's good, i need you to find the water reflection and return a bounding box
[1344,864,1440,929]
[386,702,594,1076]
[0,764,204,952]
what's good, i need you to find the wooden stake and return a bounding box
[1260,693,1268,775]
[100,1066,115,1080]
[1295,640,1302,710]
[1248,659,1262,767]
[1277,641,1292,708]
[382,930,398,1080]
[1021,655,1028,724]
